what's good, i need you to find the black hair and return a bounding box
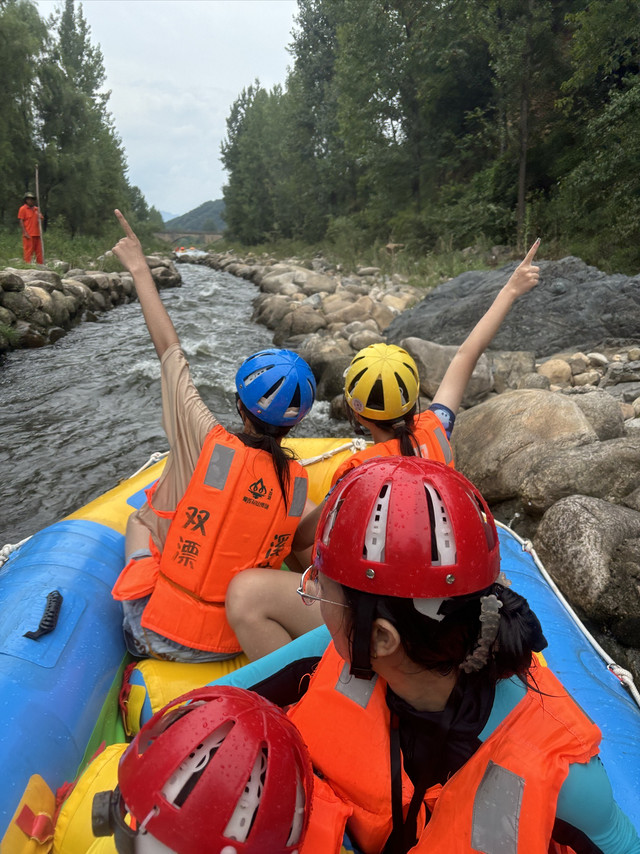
[346,394,421,457]
[235,399,296,509]
[340,582,547,688]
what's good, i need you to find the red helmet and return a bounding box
[96,686,313,854]
[315,457,500,599]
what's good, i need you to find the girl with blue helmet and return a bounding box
[109,211,319,663]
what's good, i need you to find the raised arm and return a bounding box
[433,239,541,415]
[112,209,179,358]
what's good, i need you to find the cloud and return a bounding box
[36,0,297,215]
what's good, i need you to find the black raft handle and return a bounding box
[24,590,63,640]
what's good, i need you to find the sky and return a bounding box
[35,0,299,218]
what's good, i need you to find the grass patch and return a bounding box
[0,224,168,272]
[0,323,19,345]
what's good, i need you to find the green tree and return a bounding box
[550,0,640,269]
[0,0,47,224]
[36,0,129,235]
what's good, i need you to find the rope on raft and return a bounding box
[128,450,170,478]
[0,537,32,568]
[298,437,369,466]
[498,520,640,710]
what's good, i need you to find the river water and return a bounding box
[0,263,345,545]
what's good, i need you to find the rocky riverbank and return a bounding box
[0,256,181,351]
[179,248,640,683]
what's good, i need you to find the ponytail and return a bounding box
[489,583,547,684]
[345,399,421,457]
[236,403,295,509]
[390,413,420,457]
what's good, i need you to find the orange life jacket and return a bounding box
[291,643,600,854]
[113,426,308,653]
[330,410,454,486]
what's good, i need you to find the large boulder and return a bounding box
[451,389,597,502]
[518,436,640,514]
[401,337,493,406]
[273,306,327,344]
[385,256,640,358]
[559,389,625,440]
[533,495,640,628]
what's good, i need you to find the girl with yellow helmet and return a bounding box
[225,241,541,662]
[332,238,541,485]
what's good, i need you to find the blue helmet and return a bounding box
[235,349,316,427]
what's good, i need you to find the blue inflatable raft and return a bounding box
[0,445,639,842]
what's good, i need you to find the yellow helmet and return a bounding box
[343,343,420,420]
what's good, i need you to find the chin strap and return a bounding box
[349,595,378,680]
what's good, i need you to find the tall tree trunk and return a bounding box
[517,3,532,250]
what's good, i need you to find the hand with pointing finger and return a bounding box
[112,209,147,275]
[506,238,541,298]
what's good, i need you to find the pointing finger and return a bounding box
[522,238,541,264]
[114,208,136,238]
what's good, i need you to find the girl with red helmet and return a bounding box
[225,241,541,661]
[90,686,315,854]
[223,458,639,853]
[109,211,320,662]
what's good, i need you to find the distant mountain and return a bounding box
[164,200,225,233]
[160,210,181,223]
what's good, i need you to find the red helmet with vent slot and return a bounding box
[314,457,500,599]
[93,686,313,854]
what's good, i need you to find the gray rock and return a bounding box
[401,337,493,407]
[252,294,293,330]
[339,319,379,339]
[315,353,355,401]
[1,290,34,319]
[13,320,46,347]
[489,351,536,393]
[451,389,597,502]
[19,269,62,287]
[385,257,640,358]
[517,372,550,390]
[298,273,337,296]
[600,382,640,403]
[519,437,640,513]
[348,329,385,350]
[324,296,374,326]
[48,327,67,344]
[533,496,640,625]
[621,486,640,512]
[273,306,327,344]
[559,389,625,440]
[600,360,640,386]
[0,271,25,292]
[626,418,640,437]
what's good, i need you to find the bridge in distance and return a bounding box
[155,231,223,247]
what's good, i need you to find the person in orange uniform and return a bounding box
[17,192,44,264]
[286,458,640,854]
[110,210,320,662]
[225,240,541,661]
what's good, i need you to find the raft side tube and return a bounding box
[0,519,127,836]
[496,527,640,830]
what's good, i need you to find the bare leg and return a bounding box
[226,569,324,661]
[125,511,151,560]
